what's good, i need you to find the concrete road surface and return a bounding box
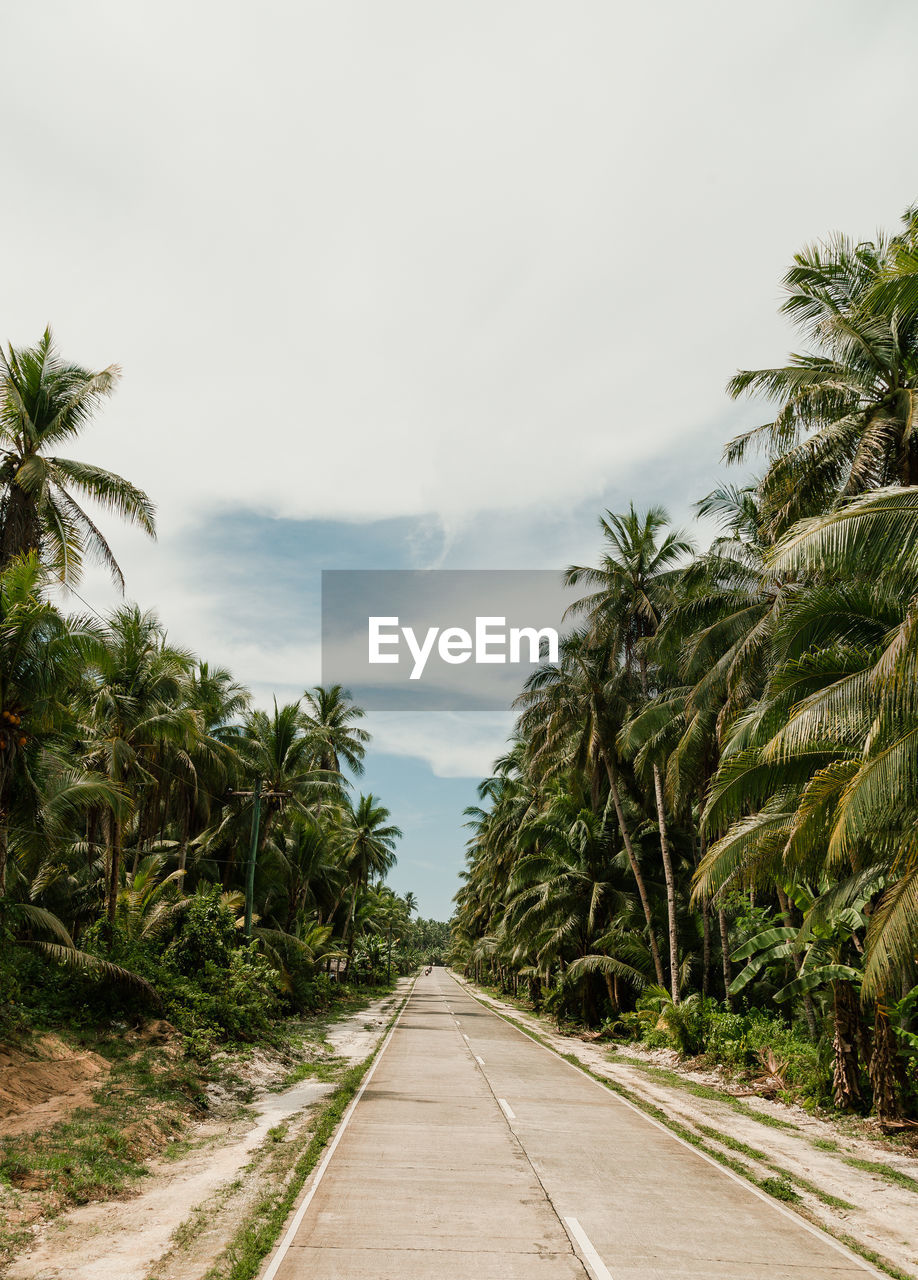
[263,969,881,1280]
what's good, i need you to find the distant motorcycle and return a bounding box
[424,965,432,976]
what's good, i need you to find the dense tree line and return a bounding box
[0,332,427,1049]
[452,205,918,1124]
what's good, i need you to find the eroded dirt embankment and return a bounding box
[0,1034,111,1137]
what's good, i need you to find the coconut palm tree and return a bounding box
[725,216,918,536]
[567,505,693,999]
[0,554,117,895]
[340,794,401,968]
[301,684,369,774]
[77,606,200,922]
[0,329,156,586]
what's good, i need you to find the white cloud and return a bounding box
[368,712,514,779]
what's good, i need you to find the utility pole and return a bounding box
[244,777,261,940]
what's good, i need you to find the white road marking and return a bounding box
[564,1217,614,1280]
[498,1097,515,1121]
[475,1055,486,1065]
[260,980,418,1280]
[463,1033,470,1042]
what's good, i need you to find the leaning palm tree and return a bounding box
[0,329,156,586]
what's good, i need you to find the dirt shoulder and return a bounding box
[0,980,408,1280]
[454,973,918,1280]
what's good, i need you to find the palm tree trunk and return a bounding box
[832,980,863,1110]
[598,744,665,987]
[693,822,712,999]
[718,907,733,1010]
[0,808,8,897]
[602,970,618,1013]
[701,903,711,997]
[651,762,680,1002]
[107,816,122,924]
[868,1001,902,1124]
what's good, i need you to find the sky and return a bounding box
[3,1,918,918]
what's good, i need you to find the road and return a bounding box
[262,969,880,1280]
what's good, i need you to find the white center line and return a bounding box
[498,1097,515,1121]
[564,1217,614,1280]
[475,1055,485,1066]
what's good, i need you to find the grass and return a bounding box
[843,1156,918,1194]
[0,977,406,1274]
[759,1174,800,1202]
[0,1049,201,1211]
[610,1054,800,1130]
[274,1054,347,1089]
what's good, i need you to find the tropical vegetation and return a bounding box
[0,332,439,1055]
[452,203,918,1125]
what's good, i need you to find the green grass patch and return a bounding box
[610,1055,799,1130]
[694,1123,768,1161]
[843,1157,918,1194]
[811,1137,839,1151]
[784,1172,854,1211]
[760,1174,801,1202]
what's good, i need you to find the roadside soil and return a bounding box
[1,981,407,1280]
[455,974,918,1279]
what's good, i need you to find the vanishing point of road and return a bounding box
[261,969,882,1280]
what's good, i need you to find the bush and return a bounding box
[165,889,237,975]
[161,945,282,1051]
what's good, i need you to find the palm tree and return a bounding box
[725,215,918,536]
[301,684,370,774]
[0,554,115,895]
[340,794,401,969]
[0,329,156,586]
[515,632,666,987]
[567,505,693,1000]
[78,606,199,921]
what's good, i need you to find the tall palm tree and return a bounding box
[515,632,666,986]
[340,794,401,967]
[0,329,156,586]
[567,505,693,999]
[78,606,199,921]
